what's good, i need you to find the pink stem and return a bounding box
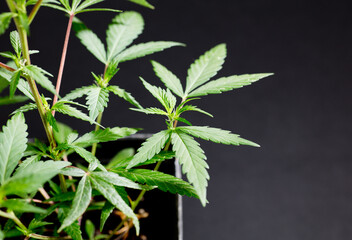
[0,62,15,72]
[52,14,74,116]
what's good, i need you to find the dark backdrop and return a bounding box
[1,0,352,239]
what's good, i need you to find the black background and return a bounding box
[1,0,352,239]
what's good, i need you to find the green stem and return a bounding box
[6,0,56,148]
[59,174,68,192]
[0,210,27,231]
[6,1,66,195]
[28,0,43,24]
[91,112,103,156]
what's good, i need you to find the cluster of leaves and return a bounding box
[0,0,272,239]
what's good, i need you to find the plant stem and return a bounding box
[0,62,15,72]
[28,233,72,240]
[91,112,103,156]
[52,14,74,116]
[6,0,57,148]
[59,174,68,192]
[0,210,27,231]
[28,0,43,24]
[39,187,51,200]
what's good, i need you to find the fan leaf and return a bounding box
[188,73,273,97]
[116,41,184,63]
[184,44,226,96]
[127,130,170,169]
[76,29,107,64]
[151,60,184,97]
[58,175,92,232]
[86,87,109,120]
[23,65,56,95]
[177,126,260,147]
[89,175,140,235]
[114,169,198,198]
[171,130,209,206]
[0,113,28,184]
[107,85,142,108]
[106,11,144,62]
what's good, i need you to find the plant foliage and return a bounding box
[0,1,271,239]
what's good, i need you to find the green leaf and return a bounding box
[115,169,198,198]
[58,208,83,240]
[22,65,56,95]
[171,130,209,206]
[76,29,107,64]
[52,103,98,126]
[179,126,260,147]
[188,73,273,97]
[66,133,79,144]
[104,59,119,83]
[0,13,14,35]
[0,72,9,93]
[0,68,34,101]
[17,79,35,101]
[46,192,75,202]
[1,161,70,196]
[130,107,167,116]
[106,11,144,62]
[0,51,16,60]
[74,127,138,147]
[91,172,145,190]
[106,148,134,169]
[110,151,174,169]
[175,117,192,126]
[62,85,94,101]
[86,87,109,120]
[127,0,154,9]
[53,122,73,144]
[85,219,95,240]
[0,229,3,240]
[75,0,104,11]
[9,70,21,98]
[140,77,176,112]
[69,145,104,172]
[10,31,21,57]
[89,175,140,235]
[11,102,38,115]
[42,3,68,13]
[59,175,92,232]
[1,199,46,213]
[75,8,122,14]
[46,111,59,132]
[0,113,28,184]
[127,130,170,169]
[116,41,184,63]
[184,44,227,96]
[28,219,52,231]
[0,95,28,106]
[151,60,184,97]
[71,0,83,11]
[14,155,41,175]
[100,201,114,231]
[107,85,142,108]
[177,105,213,118]
[60,167,86,177]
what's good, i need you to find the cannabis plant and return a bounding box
[0,0,272,239]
